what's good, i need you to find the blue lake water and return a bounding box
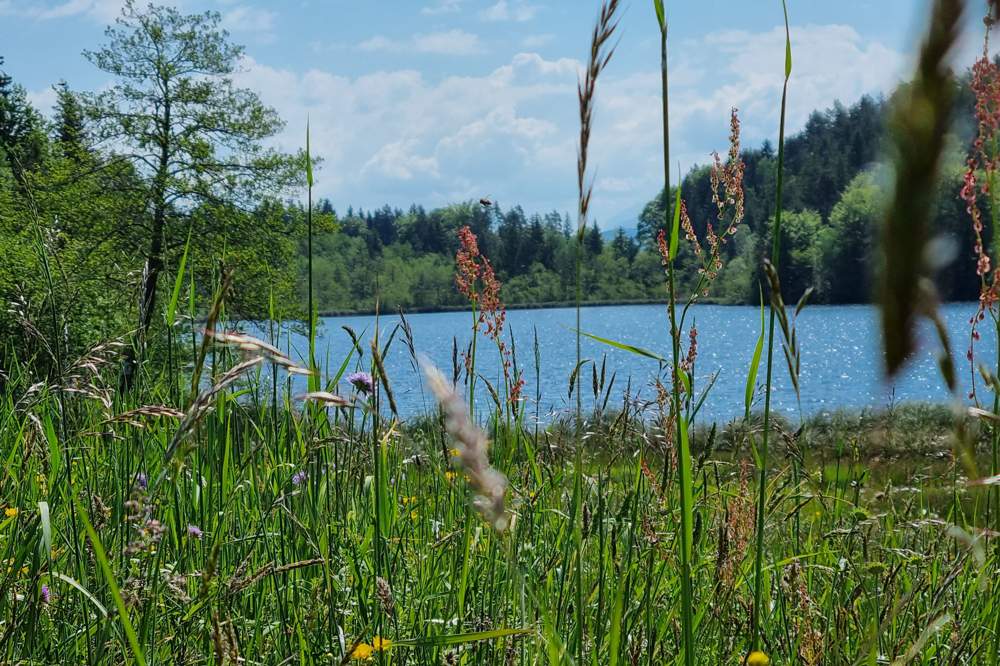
[252,302,996,424]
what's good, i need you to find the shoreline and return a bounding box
[315,297,687,318]
[311,298,980,319]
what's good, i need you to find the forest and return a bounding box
[312,90,983,313]
[0,44,989,353]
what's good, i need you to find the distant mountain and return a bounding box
[601,225,637,241]
[600,201,644,238]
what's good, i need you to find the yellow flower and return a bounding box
[401,496,417,506]
[449,448,461,457]
[410,509,418,520]
[445,471,456,482]
[350,643,373,660]
[4,507,17,518]
[372,636,392,651]
[747,651,769,666]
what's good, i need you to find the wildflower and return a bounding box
[449,448,461,457]
[681,325,698,375]
[455,226,483,304]
[347,371,374,395]
[40,584,50,604]
[373,637,392,651]
[747,651,769,666]
[964,31,1000,391]
[186,524,203,539]
[136,472,148,489]
[680,199,701,256]
[401,496,417,506]
[350,643,373,660]
[656,228,670,268]
[4,507,17,518]
[445,471,456,482]
[292,469,309,486]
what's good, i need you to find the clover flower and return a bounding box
[347,371,374,395]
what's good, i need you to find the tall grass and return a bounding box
[752,0,792,653]
[651,3,695,664]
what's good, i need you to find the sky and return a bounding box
[0,0,995,226]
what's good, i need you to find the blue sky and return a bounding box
[0,0,992,225]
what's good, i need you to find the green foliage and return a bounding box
[82,2,300,345]
[815,171,883,303]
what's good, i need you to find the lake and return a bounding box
[254,302,996,424]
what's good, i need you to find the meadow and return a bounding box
[4,0,1000,664]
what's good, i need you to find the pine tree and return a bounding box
[53,81,87,161]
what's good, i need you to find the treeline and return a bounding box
[306,84,984,312]
[307,201,668,312]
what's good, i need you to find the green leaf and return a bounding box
[782,0,792,79]
[305,117,314,188]
[38,501,51,557]
[677,367,691,396]
[165,223,192,327]
[794,286,814,318]
[652,0,665,30]
[678,414,693,563]
[394,628,531,649]
[669,176,682,261]
[75,497,147,666]
[52,572,108,618]
[575,329,665,362]
[690,370,719,423]
[745,286,765,417]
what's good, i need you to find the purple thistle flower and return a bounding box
[347,371,374,395]
[136,472,148,490]
[292,470,308,486]
[40,584,50,604]
[186,524,203,539]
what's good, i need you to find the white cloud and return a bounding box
[363,139,440,181]
[521,33,554,48]
[481,0,539,22]
[11,18,897,226]
[229,23,910,224]
[421,0,462,15]
[359,30,485,56]
[597,177,640,194]
[222,6,276,38]
[358,35,396,52]
[413,29,484,55]
[27,87,59,115]
[231,51,579,210]
[1,0,154,22]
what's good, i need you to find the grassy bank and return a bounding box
[2,345,996,664]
